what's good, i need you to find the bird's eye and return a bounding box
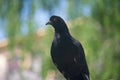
[53,18,57,22]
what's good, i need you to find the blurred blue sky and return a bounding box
[0,0,91,40]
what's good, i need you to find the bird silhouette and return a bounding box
[46,15,90,80]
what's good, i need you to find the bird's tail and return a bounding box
[69,74,90,80]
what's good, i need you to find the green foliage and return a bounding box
[91,0,120,79]
[92,0,120,35]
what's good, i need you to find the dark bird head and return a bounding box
[46,15,69,33]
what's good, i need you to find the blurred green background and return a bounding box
[0,0,120,80]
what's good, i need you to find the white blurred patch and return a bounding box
[0,54,8,80]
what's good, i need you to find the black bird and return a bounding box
[46,15,90,80]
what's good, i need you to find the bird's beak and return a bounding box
[46,21,52,25]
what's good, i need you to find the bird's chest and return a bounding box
[51,41,77,65]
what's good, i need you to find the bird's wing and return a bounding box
[72,38,88,69]
[71,38,90,80]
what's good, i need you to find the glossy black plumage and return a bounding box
[46,15,90,80]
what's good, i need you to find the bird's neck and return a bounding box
[54,26,70,35]
[54,30,71,40]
